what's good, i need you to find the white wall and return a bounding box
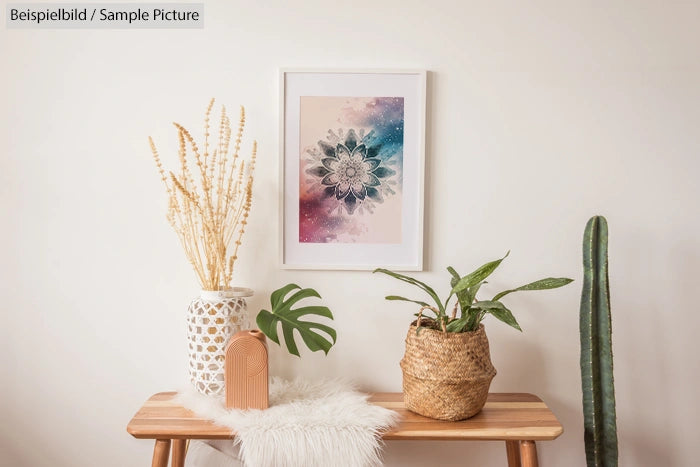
[2,1,699,466]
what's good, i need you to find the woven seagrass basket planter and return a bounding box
[400,322,497,421]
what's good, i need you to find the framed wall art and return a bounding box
[279,69,426,270]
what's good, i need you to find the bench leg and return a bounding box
[506,440,521,466]
[151,439,171,467]
[171,439,187,467]
[520,440,538,467]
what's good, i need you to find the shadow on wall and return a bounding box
[491,339,584,465]
[492,338,547,390]
[421,70,436,271]
[0,439,32,467]
[383,440,504,467]
[623,430,676,467]
[612,228,692,467]
[615,294,677,467]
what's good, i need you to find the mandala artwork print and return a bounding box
[299,96,404,243]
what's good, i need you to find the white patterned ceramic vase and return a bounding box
[187,287,254,395]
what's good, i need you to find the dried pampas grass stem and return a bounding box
[150,99,257,291]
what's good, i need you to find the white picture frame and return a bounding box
[279,69,426,270]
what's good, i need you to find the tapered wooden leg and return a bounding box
[520,440,539,467]
[506,440,521,466]
[171,439,187,467]
[151,439,171,467]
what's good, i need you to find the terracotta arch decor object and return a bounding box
[225,330,269,410]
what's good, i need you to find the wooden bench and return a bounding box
[127,392,563,466]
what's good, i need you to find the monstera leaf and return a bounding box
[256,283,337,357]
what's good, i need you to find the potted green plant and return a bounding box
[374,252,572,421]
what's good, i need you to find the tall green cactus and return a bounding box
[580,216,618,467]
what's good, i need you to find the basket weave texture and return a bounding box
[400,322,497,421]
[187,296,250,395]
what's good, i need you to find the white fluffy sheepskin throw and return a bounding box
[176,378,399,467]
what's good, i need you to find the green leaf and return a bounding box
[470,300,506,310]
[447,266,473,314]
[300,323,335,353]
[282,325,300,356]
[374,268,445,314]
[270,283,301,309]
[256,309,279,344]
[465,300,509,332]
[463,308,482,332]
[255,284,337,357]
[487,306,522,331]
[286,305,333,320]
[275,288,322,313]
[447,266,460,284]
[385,295,432,309]
[468,281,484,301]
[469,281,488,301]
[444,266,461,310]
[452,251,510,294]
[493,277,574,301]
[445,317,468,332]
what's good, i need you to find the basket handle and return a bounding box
[417,305,445,332]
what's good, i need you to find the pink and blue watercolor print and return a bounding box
[299,96,404,244]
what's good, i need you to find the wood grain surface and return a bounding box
[127,392,563,441]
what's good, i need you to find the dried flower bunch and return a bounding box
[149,99,257,291]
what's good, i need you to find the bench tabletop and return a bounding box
[127,392,563,441]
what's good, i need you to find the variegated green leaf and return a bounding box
[451,252,509,294]
[493,277,574,301]
[487,306,522,332]
[385,295,432,309]
[374,268,445,314]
